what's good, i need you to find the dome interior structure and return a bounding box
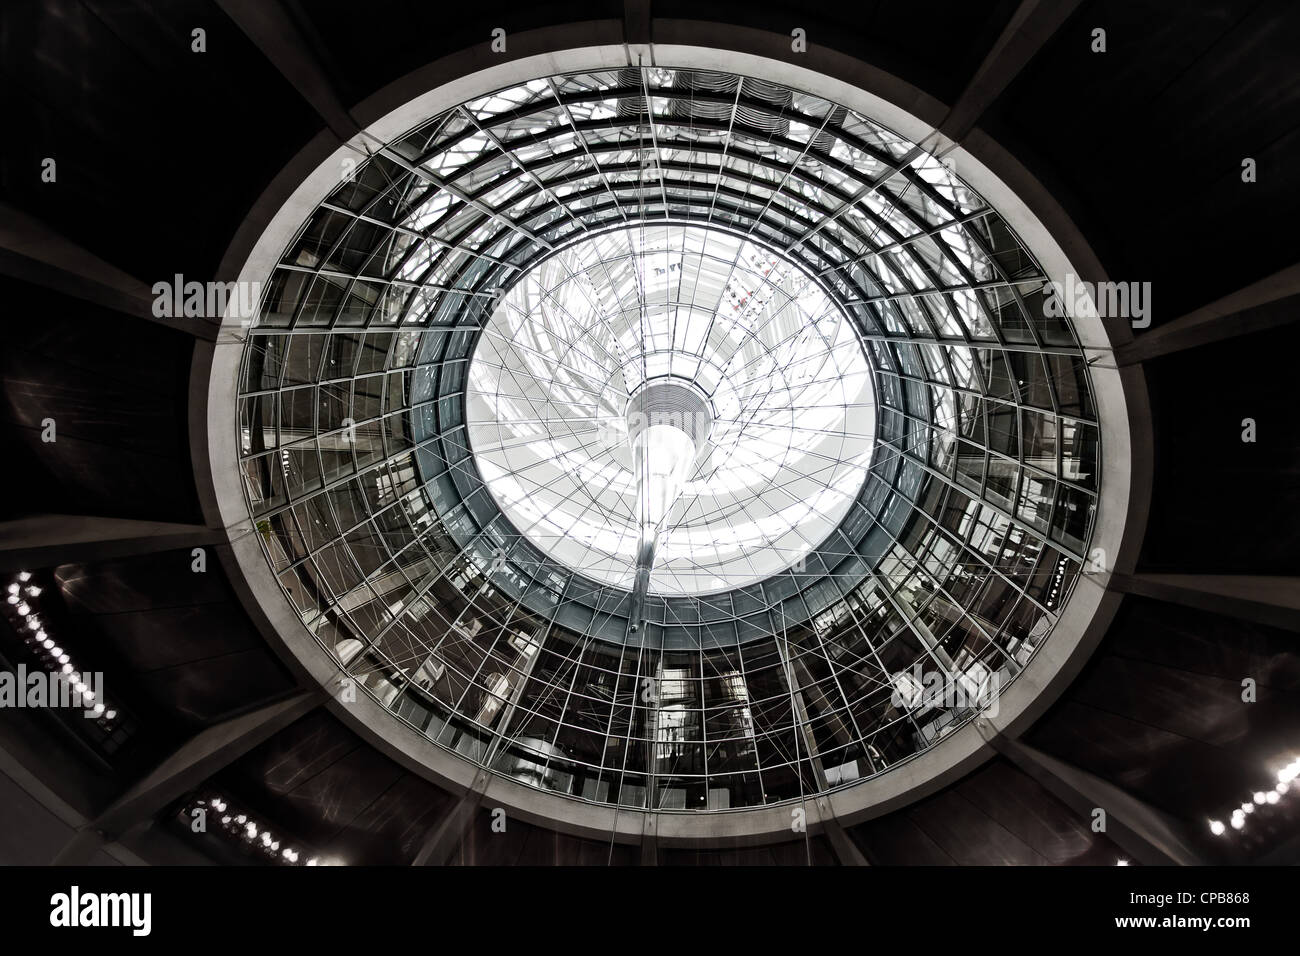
[234,65,1102,814]
[8,2,1300,874]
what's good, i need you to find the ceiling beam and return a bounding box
[0,734,210,866]
[979,722,1212,865]
[0,203,216,341]
[1115,264,1300,366]
[624,0,652,47]
[413,768,492,865]
[640,812,658,866]
[52,690,325,864]
[216,0,361,142]
[1107,572,1300,632]
[938,0,1083,143]
[0,515,225,574]
[815,797,871,865]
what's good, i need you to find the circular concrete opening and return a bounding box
[201,41,1143,843]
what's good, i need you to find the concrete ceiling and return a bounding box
[1,0,1297,866]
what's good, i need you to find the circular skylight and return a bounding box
[467,223,875,595]
[224,58,1112,824]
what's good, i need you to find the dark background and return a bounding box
[0,0,1298,866]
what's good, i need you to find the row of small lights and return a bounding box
[5,573,117,725]
[8,575,340,866]
[188,795,335,866]
[1112,755,1300,864]
[1044,556,1068,610]
[1208,756,1300,836]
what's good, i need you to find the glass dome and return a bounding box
[235,65,1101,813]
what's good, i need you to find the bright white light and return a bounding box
[1266,791,1280,804]
[633,423,699,535]
[1254,792,1267,805]
[18,572,31,582]
[1209,819,1225,835]
[1230,816,1245,830]
[468,224,875,595]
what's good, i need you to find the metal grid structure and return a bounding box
[235,66,1100,813]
